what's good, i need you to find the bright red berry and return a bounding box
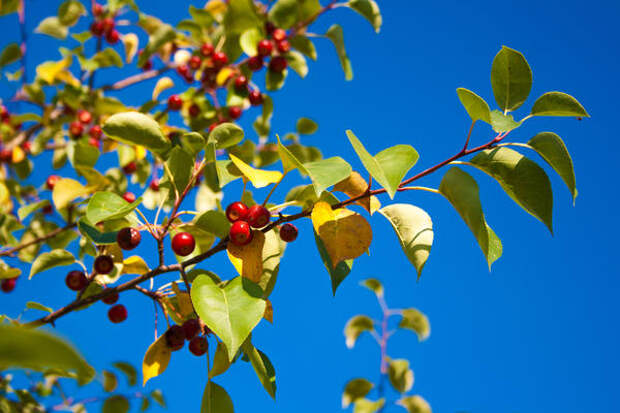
[247,55,263,71]
[276,39,290,54]
[247,204,271,228]
[189,55,202,70]
[201,43,214,57]
[171,232,195,256]
[90,21,104,36]
[65,270,88,291]
[234,75,248,93]
[122,192,136,203]
[46,175,60,190]
[248,90,263,106]
[212,52,228,69]
[226,202,249,223]
[189,336,208,356]
[122,161,137,174]
[69,121,84,138]
[102,290,119,305]
[89,125,102,140]
[106,30,120,44]
[182,318,201,340]
[165,325,185,351]
[257,39,273,57]
[92,3,103,16]
[117,227,141,250]
[78,110,92,124]
[89,137,100,148]
[149,179,160,191]
[108,304,127,323]
[1,278,16,293]
[269,56,287,72]
[102,17,115,33]
[168,95,183,111]
[272,28,287,42]
[176,64,189,77]
[188,103,201,118]
[229,221,253,246]
[280,223,298,242]
[94,255,114,275]
[228,106,242,120]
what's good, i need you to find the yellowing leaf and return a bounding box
[122,33,139,63]
[152,76,174,100]
[216,67,234,86]
[52,178,90,210]
[334,171,381,214]
[36,56,72,84]
[121,256,149,275]
[171,282,194,319]
[135,145,147,160]
[11,146,25,163]
[142,334,171,386]
[205,0,227,15]
[311,202,372,269]
[263,300,273,323]
[227,231,265,283]
[229,154,282,189]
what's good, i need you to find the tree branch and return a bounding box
[0,222,78,257]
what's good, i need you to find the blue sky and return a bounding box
[1,0,619,412]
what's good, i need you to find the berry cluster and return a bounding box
[89,3,120,44]
[165,318,209,356]
[0,105,26,164]
[67,109,103,148]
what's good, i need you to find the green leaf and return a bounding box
[35,17,68,40]
[223,0,262,35]
[194,211,231,238]
[67,140,99,169]
[344,315,373,348]
[201,382,234,413]
[378,204,434,279]
[360,278,383,297]
[296,117,318,135]
[188,5,214,27]
[29,249,75,279]
[526,132,577,201]
[326,24,353,80]
[0,0,19,16]
[78,219,118,245]
[208,123,244,149]
[209,341,232,378]
[25,301,53,313]
[151,390,165,407]
[268,0,308,29]
[398,395,432,413]
[285,51,308,78]
[289,35,317,60]
[439,167,503,268]
[399,308,430,341]
[166,147,194,194]
[0,325,94,385]
[58,0,86,26]
[258,229,286,298]
[490,46,532,112]
[346,130,419,198]
[102,370,118,392]
[103,395,129,413]
[353,398,385,413]
[388,359,414,393]
[18,200,49,221]
[0,43,21,68]
[138,23,176,67]
[86,192,142,224]
[530,91,589,117]
[0,259,20,279]
[348,0,382,32]
[239,28,261,56]
[191,275,266,361]
[112,361,137,386]
[314,230,353,295]
[92,48,124,68]
[242,340,276,399]
[102,112,171,155]
[456,88,491,124]
[342,378,373,408]
[489,110,521,133]
[469,147,554,233]
[304,157,352,196]
[266,68,287,91]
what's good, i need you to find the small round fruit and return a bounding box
[108,304,127,323]
[269,56,287,72]
[276,39,290,53]
[280,223,298,242]
[94,255,114,275]
[201,43,214,57]
[226,202,249,223]
[102,17,115,33]
[229,220,253,246]
[65,270,88,291]
[122,192,136,203]
[0,149,12,163]
[265,21,276,35]
[78,110,92,124]
[122,161,137,174]
[102,290,119,305]
[212,51,228,68]
[176,64,189,77]
[272,28,287,42]
[171,232,195,256]
[92,3,103,16]
[189,336,208,356]
[46,175,60,190]
[247,205,271,228]
[1,278,16,293]
[89,125,102,140]
[90,21,104,36]
[141,59,153,71]
[168,95,183,111]
[228,106,242,120]
[257,39,273,57]
[248,90,263,106]
[105,29,120,44]
[165,325,185,351]
[21,141,31,153]
[182,318,201,340]
[69,121,84,138]
[42,204,53,215]
[247,55,263,71]
[188,103,201,118]
[234,75,248,93]
[117,227,141,250]
[149,179,160,191]
[189,55,202,70]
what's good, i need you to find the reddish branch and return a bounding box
[0,222,78,257]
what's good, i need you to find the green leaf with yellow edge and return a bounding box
[456,87,491,124]
[142,334,171,386]
[229,153,282,188]
[398,395,432,413]
[102,370,118,392]
[348,0,382,32]
[344,315,373,349]
[491,46,532,112]
[346,130,419,199]
[378,204,433,279]
[52,178,90,210]
[29,250,75,279]
[312,202,372,269]
[0,259,20,279]
[342,378,373,408]
[326,24,353,80]
[191,275,266,361]
[121,256,149,275]
[102,112,171,155]
[399,308,430,341]
[388,359,414,393]
[201,381,234,413]
[354,398,385,413]
[530,91,589,117]
[242,340,276,399]
[439,167,503,268]
[469,147,554,233]
[35,17,68,39]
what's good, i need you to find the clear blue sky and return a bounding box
[1,1,619,412]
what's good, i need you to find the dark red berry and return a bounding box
[265,21,276,36]
[272,28,287,42]
[78,110,92,124]
[65,270,88,291]
[276,39,290,54]
[89,125,102,140]
[189,336,208,356]
[102,17,115,34]
[257,39,273,57]
[69,121,84,138]
[182,318,201,340]
[94,255,114,275]
[90,21,104,36]
[247,55,263,71]
[149,179,160,191]
[108,304,127,323]
[280,223,298,242]
[46,175,60,190]
[226,202,249,223]
[102,290,119,305]
[42,204,53,215]
[105,29,120,44]
[188,103,201,118]
[21,141,31,153]
[0,106,8,120]
[228,106,242,120]
[1,278,16,293]
[122,192,136,203]
[122,161,137,174]
[269,56,287,72]
[141,59,153,71]
[189,56,202,70]
[234,75,248,93]
[212,52,228,69]
[247,204,271,228]
[171,232,195,256]
[117,227,141,250]
[92,3,103,16]
[248,90,263,106]
[201,43,214,57]
[0,149,12,163]
[165,325,185,351]
[168,95,183,111]
[176,64,189,77]
[229,221,253,246]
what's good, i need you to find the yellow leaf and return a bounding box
[216,67,234,86]
[36,56,72,84]
[52,178,90,210]
[122,33,139,63]
[142,334,171,386]
[311,201,373,269]
[152,76,174,101]
[229,154,282,189]
[121,256,149,275]
[135,145,147,160]
[227,231,265,283]
[171,282,194,318]
[334,171,381,215]
[205,0,227,16]
[263,300,273,323]
[11,146,25,164]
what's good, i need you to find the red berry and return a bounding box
[257,39,273,57]
[226,202,249,223]
[272,28,287,42]
[108,304,127,323]
[149,179,160,191]
[265,21,276,36]
[276,39,290,54]
[188,103,201,118]
[46,175,60,190]
[248,90,263,106]
[228,106,242,120]
[201,43,214,57]
[122,192,136,203]
[141,59,153,71]
[69,121,84,138]
[42,204,53,215]
[65,270,88,291]
[0,106,8,120]
[122,161,137,174]
[247,55,264,71]
[269,56,287,72]
[90,21,104,36]
[229,221,253,246]
[208,123,217,133]
[182,318,201,340]
[116,227,141,250]
[92,3,103,16]
[247,204,271,228]
[234,75,248,93]
[102,290,119,305]
[88,137,100,148]
[189,336,208,356]
[165,325,185,351]
[94,255,114,275]
[171,232,195,256]
[89,125,102,140]
[280,223,298,242]
[0,149,12,163]
[168,95,183,111]
[1,278,16,293]
[106,30,120,45]
[102,17,115,34]
[176,64,189,77]
[78,110,92,124]
[189,55,202,70]
[212,52,228,69]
